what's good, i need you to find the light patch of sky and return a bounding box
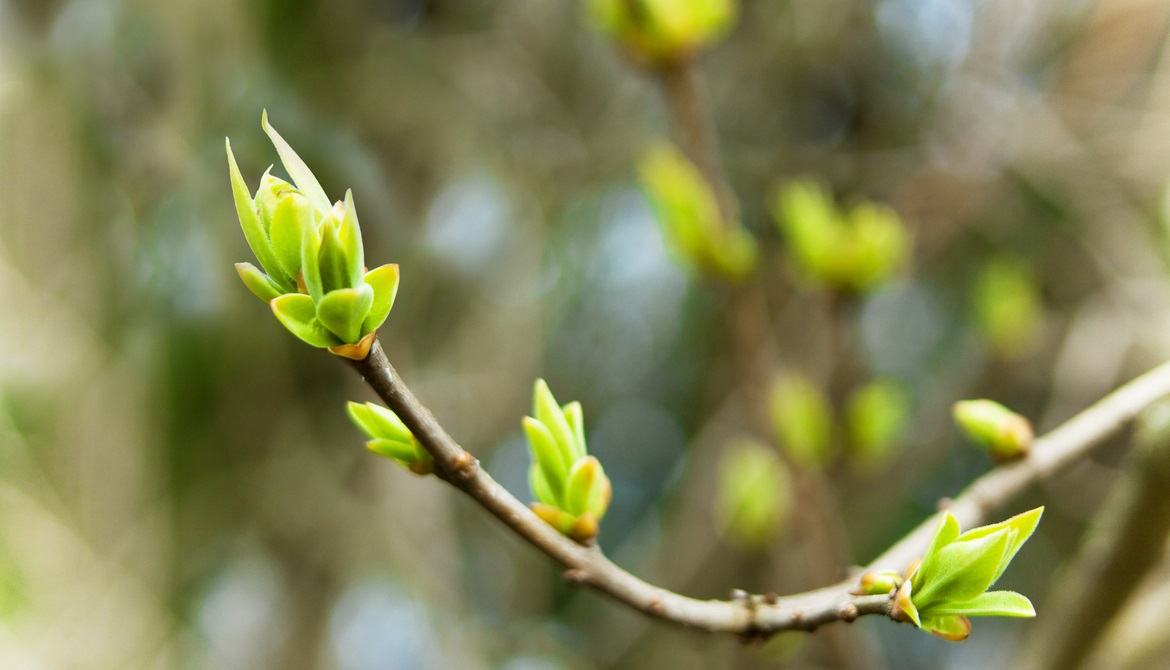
[576,188,687,394]
[860,282,946,379]
[329,578,439,670]
[423,174,511,274]
[500,655,567,670]
[196,555,287,669]
[876,0,975,71]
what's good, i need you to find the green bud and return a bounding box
[856,570,903,596]
[347,401,433,474]
[523,380,612,542]
[953,399,1033,461]
[846,379,910,469]
[587,0,738,66]
[771,180,909,293]
[973,257,1043,359]
[769,374,833,470]
[715,438,791,551]
[639,144,757,281]
[228,112,398,360]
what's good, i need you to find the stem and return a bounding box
[348,340,1170,636]
[867,358,1170,573]
[657,57,735,224]
[1018,401,1170,670]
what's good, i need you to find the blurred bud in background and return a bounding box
[769,373,834,470]
[716,438,792,551]
[587,0,738,66]
[972,256,1044,360]
[846,378,910,471]
[772,180,909,294]
[639,144,758,281]
[953,399,1033,462]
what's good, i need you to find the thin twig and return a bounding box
[866,358,1170,572]
[349,340,1170,636]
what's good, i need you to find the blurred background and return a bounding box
[4,0,1170,668]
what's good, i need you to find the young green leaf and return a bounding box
[362,264,400,335]
[562,401,587,462]
[340,189,365,288]
[533,380,579,464]
[367,438,420,464]
[927,590,1035,618]
[227,139,288,288]
[523,417,567,505]
[270,294,341,348]
[235,262,284,302]
[269,191,312,280]
[300,214,324,301]
[261,110,331,214]
[920,615,972,642]
[317,218,352,294]
[316,285,375,344]
[914,528,1010,606]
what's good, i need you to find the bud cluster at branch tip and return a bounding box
[639,144,757,281]
[523,380,612,543]
[226,111,400,360]
[347,402,434,475]
[892,507,1042,641]
[771,180,909,293]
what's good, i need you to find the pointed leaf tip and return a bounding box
[261,111,332,213]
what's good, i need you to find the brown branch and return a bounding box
[349,339,892,635]
[348,339,1170,636]
[656,57,736,224]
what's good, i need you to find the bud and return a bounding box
[715,438,791,551]
[347,401,433,474]
[771,180,908,293]
[639,144,757,281]
[769,374,833,470]
[846,379,910,469]
[973,257,1043,359]
[228,112,401,360]
[855,570,903,596]
[587,0,738,66]
[953,399,1033,461]
[523,380,612,543]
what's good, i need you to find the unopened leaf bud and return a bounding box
[953,399,1033,461]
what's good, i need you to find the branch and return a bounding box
[349,340,891,634]
[348,340,1170,636]
[866,358,1170,573]
[1018,398,1170,670]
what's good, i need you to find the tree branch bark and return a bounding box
[348,341,1170,637]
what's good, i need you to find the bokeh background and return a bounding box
[5,0,1170,668]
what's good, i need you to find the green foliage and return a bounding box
[846,379,910,468]
[715,438,792,550]
[587,0,737,65]
[227,112,400,359]
[973,257,1043,359]
[523,380,612,542]
[769,373,833,470]
[347,401,434,475]
[771,180,909,293]
[953,399,1033,462]
[639,144,758,281]
[895,508,1042,641]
